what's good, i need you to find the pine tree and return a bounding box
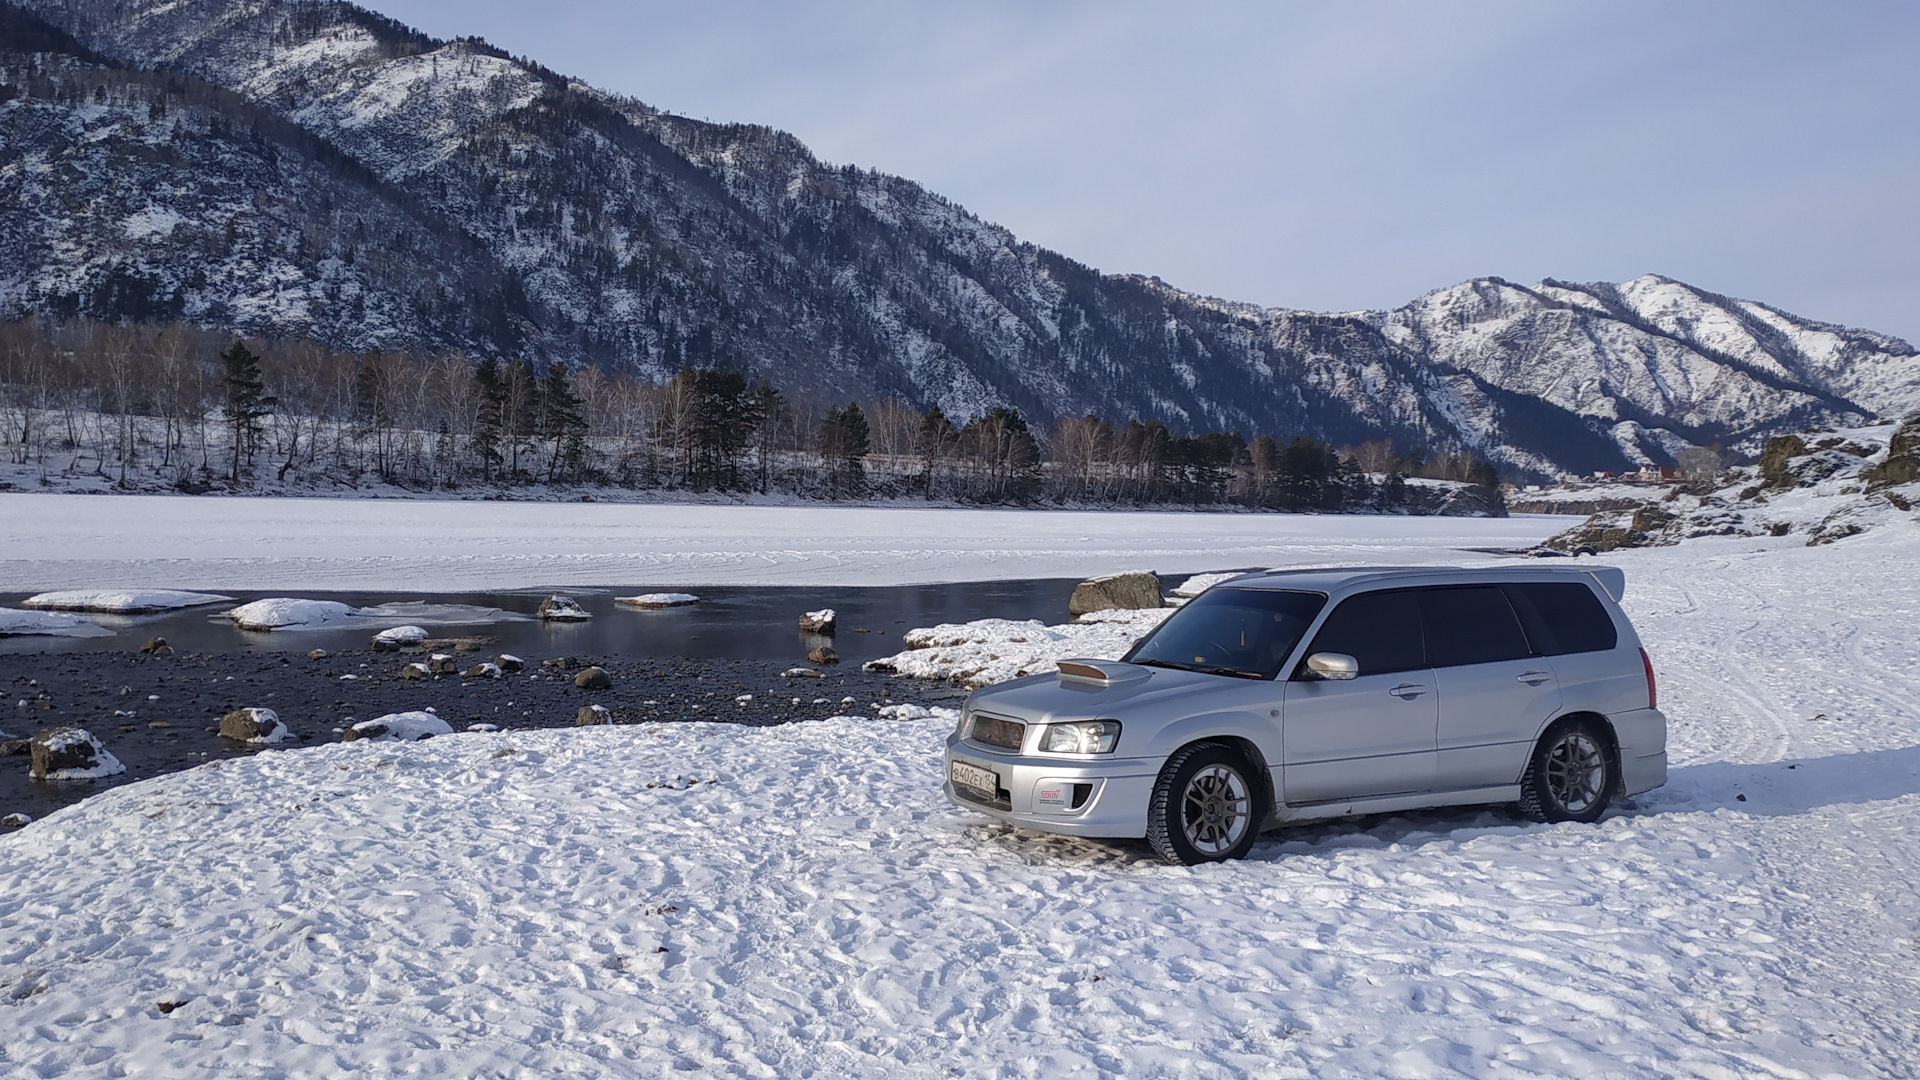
[219,339,273,483]
[539,361,589,483]
[472,357,507,483]
[820,402,871,496]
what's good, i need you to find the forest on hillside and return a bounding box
[0,319,1507,514]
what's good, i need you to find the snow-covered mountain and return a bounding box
[3,0,1916,477]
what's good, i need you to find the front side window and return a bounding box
[1298,588,1426,677]
[1418,586,1532,667]
[1123,588,1326,679]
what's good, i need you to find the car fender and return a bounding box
[1133,708,1281,768]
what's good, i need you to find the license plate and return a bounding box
[950,760,998,798]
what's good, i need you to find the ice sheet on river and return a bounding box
[225,598,522,631]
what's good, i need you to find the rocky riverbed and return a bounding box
[1,645,962,824]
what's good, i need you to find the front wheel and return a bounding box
[1517,719,1618,823]
[1146,742,1262,865]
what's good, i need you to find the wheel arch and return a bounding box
[1538,710,1624,796]
[1171,734,1276,828]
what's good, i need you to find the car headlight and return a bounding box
[1038,720,1120,754]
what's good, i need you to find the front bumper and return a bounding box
[943,731,1158,838]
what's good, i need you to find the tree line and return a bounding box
[0,318,1505,513]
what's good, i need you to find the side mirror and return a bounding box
[1304,652,1359,681]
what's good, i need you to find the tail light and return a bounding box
[1639,647,1657,709]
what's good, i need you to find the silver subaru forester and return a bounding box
[944,566,1668,864]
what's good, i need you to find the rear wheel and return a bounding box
[1147,742,1261,865]
[1518,718,1617,823]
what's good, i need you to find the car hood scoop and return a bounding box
[1055,659,1152,685]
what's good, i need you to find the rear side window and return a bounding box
[1503,581,1619,655]
[1300,589,1425,676]
[1418,586,1531,667]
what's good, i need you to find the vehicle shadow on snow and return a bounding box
[967,744,1920,868]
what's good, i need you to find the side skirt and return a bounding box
[1269,785,1522,825]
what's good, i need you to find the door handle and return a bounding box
[1388,683,1427,699]
[1517,671,1553,686]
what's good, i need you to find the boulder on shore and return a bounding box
[29,727,125,780]
[495,654,526,673]
[808,645,840,665]
[343,711,451,742]
[372,625,430,649]
[574,666,613,690]
[798,608,837,634]
[219,707,289,744]
[576,705,611,726]
[139,637,172,656]
[1068,571,1162,617]
[537,595,592,621]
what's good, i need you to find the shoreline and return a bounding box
[2,645,959,824]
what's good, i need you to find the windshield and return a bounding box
[1122,588,1326,679]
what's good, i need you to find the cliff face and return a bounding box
[5,0,1915,475]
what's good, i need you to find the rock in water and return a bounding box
[576,705,610,726]
[574,666,613,690]
[808,646,840,665]
[139,636,172,656]
[537,595,592,621]
[219,707,289,744]
[29,727,125,780]
[617,593,700,608]
[1068,571,1162,617]
[0,813,30,828]
[798,608,837,634]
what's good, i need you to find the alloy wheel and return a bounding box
[1544,731,1606,814]
[1181,764,1251,855]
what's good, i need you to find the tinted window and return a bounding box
[1124,588,1325,679]
[1503,582,1618,655]
[1418,587,1531,667]
[1300,589,1425,677]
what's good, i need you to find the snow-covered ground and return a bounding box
[0,493,1560,592]
[2,524,1918,1076]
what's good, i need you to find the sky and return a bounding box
[371,0,1920,344]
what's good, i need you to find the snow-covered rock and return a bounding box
[372,625,430,647]
[343,711,451,742]
[798,608,837,633]
[218,708,288,744]
[28,727,125,780]
[227,598,369,631]
[616,593,700,608]
[867,608,1172,687]
[21,589,232,613]
[462,662,502,680]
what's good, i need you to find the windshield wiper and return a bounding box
[1131,658,1195,673]
[1196,665,1265,680]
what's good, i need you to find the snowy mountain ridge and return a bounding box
[3,0,1916,477]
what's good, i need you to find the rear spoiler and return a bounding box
[1584,567,1626,602]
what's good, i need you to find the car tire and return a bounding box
[1146,742,1262,865]
[1517,718,1618,824]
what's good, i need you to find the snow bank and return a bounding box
[227,598,369,631]
[1168,570,1249,598]
[21,589,233,613]
[0,608,114,637]
[616,593,700,608]
[867,608,1171,686]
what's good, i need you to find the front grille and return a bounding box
[970,714,1026,750]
